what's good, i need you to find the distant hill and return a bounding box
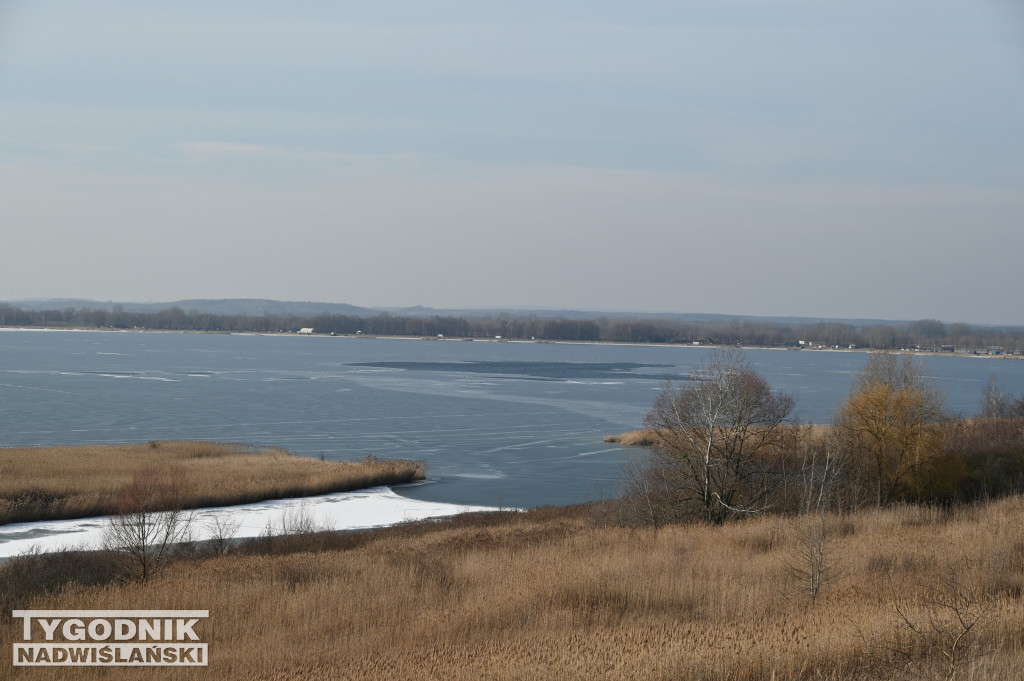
[10,298,377,318]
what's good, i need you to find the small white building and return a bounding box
[298,328,314,335]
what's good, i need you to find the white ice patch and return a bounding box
[0,487,496,558]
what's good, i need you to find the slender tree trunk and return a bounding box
[704,440,712,522]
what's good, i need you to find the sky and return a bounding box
[1,1,1022,324]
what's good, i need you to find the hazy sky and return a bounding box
[1,1,1022,323]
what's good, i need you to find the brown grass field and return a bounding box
[2,496,1022,680]
[0,442,424,523]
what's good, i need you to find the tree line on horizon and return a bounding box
[0,303,1021,354]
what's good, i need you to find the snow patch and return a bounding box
[0,487,497,558]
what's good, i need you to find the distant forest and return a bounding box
[1,304,1021,354]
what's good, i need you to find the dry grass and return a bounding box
[0,442,424,523]
[603,429,658,446]
[605,424,834,447]
[2,497,1022,680]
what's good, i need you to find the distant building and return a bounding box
[298,328,314,335]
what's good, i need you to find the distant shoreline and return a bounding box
[2,325,1019,361]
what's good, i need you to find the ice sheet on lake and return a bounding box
[0,487,496,558]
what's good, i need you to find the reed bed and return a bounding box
[604,424,834,447]
[2,497,1022,680]
[603,429,658,446]
[0,442,424,523]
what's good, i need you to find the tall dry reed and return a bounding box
[2,497,1022,680]
[0,442,424,523]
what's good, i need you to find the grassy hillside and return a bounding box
[2,497,1022,679]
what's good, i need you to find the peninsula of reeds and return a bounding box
[0,441,424,524]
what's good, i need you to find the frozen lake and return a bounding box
[2,329,1023,508]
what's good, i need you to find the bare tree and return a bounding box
[278,500,333,536]
[981,375,1011,419]
[642,349,795,523]
[786,427,846,602]
[204,510,242,556]
[103,469,194,581]
[617,449,690,529]
[864,564,990,681]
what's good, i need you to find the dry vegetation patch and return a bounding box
[605,424,833,448]
[603,429,659,446]
[0,442,424,523]
[2,497,1023,679]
